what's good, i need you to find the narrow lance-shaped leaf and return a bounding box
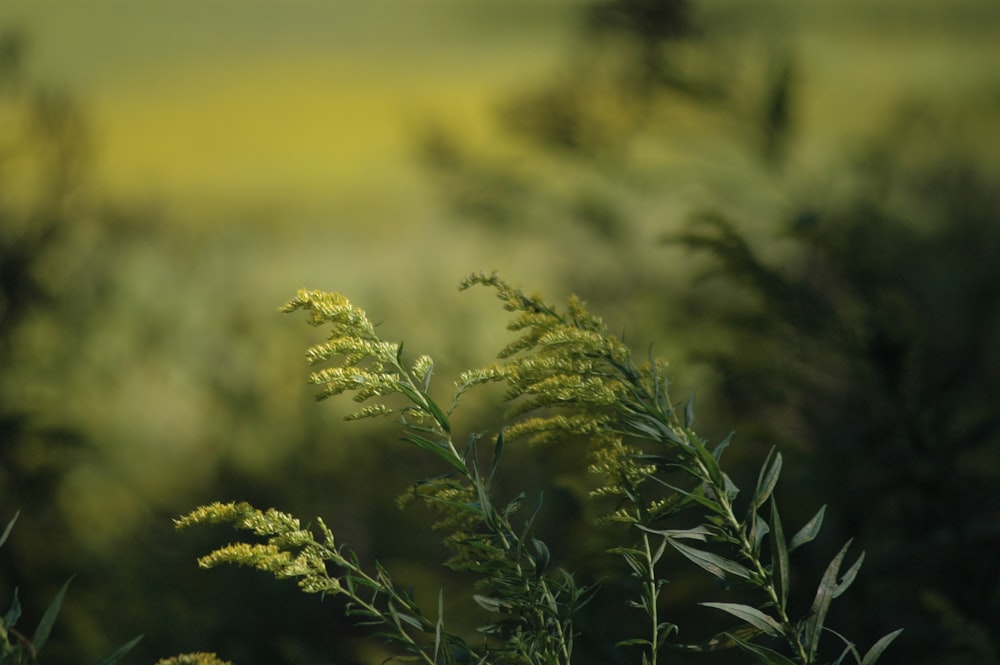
[789,505,826,552]
[637,524,714,541]
[665,624,761,653]
[861,629,904,665]
[404,432,467,474]
[4,587,21,628]
[684,392,696,428]
[647,475,725,514]
[684,428,726,488]
[668,539,752,581]
[91,635,144,665]
[722,471,740,502]
[712,432,734,462]
[832,550,865,599]
[489,428,505,483]
[749,511,771,555]
[434,589,444,665]
[32,576,73,652]
[727,633,800,665]
[700,602,783,637]
[531,538,551,576]
[423,396,452,434]
[750,447,782,514]
[387,601,425,632]
[830,641,859,665]
[473,595,509,613]
[803,539,853,661]
[420,359,434,393]
[0,511,19,548]
[769,498,790,612]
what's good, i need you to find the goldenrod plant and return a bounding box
[0,513,141,665]
[178,272,901,665]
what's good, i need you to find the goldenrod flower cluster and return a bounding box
[175,502,340,596]
[155,653,232,665]
[459,272,670,516]
[279,289,415,419]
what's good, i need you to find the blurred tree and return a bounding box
[0,24,98,596]
[419,0,793,334]
[666,108,1000,664]
[0,27,374,665]
[417,2,1000,664]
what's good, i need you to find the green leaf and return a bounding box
[823,627,862,665]
[803,539,853,660]
[769,498,790,612]
[423,396,452,434]
[722,472,740,501]
[637,525,713,541]
[32,576,73,652]
[388,602,425,631]
[664,624,760,652]
[700,602,783,637]
[832,550,865,599]
[685,429,725,487]
[612,547,646,577]
[624,414,682,444]
[684,392,696,427]
[489,428,505,482]
[91,635,144,665]
[433,589,444,665]
[712,432,734,462]
[655,622,680,647]
[403,432,466,474]
[727,633,800,665]
[749,512,771,554]
[750,448,782,513]
[648,476,724,514]
[650,536,668,567]
[0,512,19,549]
[420,361,434,393]
[4,587,21,628]
[668,539,752,581]
[789,505,826,552]
[531,538,551,575]
[861,629,904,665]
[472,595,509,613]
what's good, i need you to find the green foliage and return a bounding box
[0,513,142,665]
[180,273,898,665]
[663,120,1000,661]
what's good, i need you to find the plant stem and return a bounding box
[689,454,810,663]
[326,547,439,665]
[641,529,660,665]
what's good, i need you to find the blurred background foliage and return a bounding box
[0,0,997,664]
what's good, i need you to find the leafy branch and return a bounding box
[456,272,902,665]
[179,286,588,665]
[178,273,899,665]
[1,513,142,665]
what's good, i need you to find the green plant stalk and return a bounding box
[182,279,897,665]
[323,548,439,665]
[687,450,810,663]
[641,529,661,665]
[400,365,574,665]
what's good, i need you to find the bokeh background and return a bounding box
[1,1,998,664]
